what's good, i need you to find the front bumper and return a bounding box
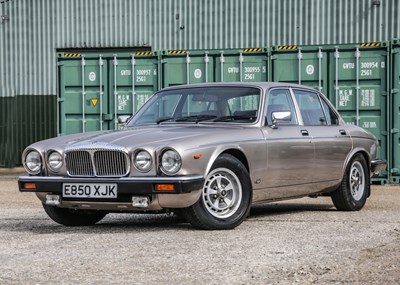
[18,175,205,210]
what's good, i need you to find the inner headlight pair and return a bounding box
[133,149,181,175]
[23,150,63,175]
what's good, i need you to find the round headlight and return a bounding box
[134,150,152,172]
[24,150,42,175]
[160,149,181,175]
[48,151,63,172]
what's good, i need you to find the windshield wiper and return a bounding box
[156,117,174,124]
[175,115,218,123]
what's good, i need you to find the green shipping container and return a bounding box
[269,43,389,183]
[269,45,328,95]
[214,48,268,83]
[160,50,214,87]
[390,40,400,182]
[58,52,158,135]
[329,43,390,183]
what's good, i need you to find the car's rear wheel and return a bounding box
[182,154,252,230]
[43,204,107,226]
[331,154,369,211]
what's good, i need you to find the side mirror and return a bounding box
[270,111,291,129]
[118,115,131,129]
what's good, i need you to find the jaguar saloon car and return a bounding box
[18,82,386,230]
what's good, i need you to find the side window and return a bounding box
[293,90,327,126]
[320,98,339,125]
[266,89,297,125]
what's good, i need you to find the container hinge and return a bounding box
[58,98,64,102]
[381,131,388,136]
[381,91,388,96]
[392,49,399,54]
[390,128,399,134]
[392,89,399,94]
[161,59,168,63]
[270,55,278,60]
[390,168,399,174]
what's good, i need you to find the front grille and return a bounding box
[66,151,94,176]
[65,147,130,177]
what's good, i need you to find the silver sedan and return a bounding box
[18,82,386,230]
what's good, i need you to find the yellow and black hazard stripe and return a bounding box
[360,42,381,47]
[168,50,186,55]
[135,51,153,56]
[277,45,297,50]
[243,48,262,53]
[64,53,81,57]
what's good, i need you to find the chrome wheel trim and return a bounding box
[349,161,365,201]
[202,168,242,219]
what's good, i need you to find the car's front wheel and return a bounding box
[331,154,369,211]
[182,154,252,230]
[43,204,107,226]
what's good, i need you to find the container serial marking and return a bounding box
[136,69,152,82]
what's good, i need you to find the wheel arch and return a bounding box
[343,149,371,197]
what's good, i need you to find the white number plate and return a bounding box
[63,183,117,198]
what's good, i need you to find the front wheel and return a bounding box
[43,204,107,226]
[331,154,369,211]
[182,154,252,230]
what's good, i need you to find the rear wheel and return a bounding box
[183,154,252,230]
[331,154,369,211]
[43,204,107,226]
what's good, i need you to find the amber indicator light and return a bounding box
[24,183,37,190]
[155,184,175,191]
[193,154,202,159]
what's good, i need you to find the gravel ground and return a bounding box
[0,174,399,284]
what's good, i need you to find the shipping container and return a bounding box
[269,45,329,95]
[390,39,400,183]
[269,43,390,183]
[160,50,215,87]
[328,43,390,183]
[57,51,158,135]
[214,48,268,83]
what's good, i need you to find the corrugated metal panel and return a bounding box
[0,95,56,167]
[1,0,400,98]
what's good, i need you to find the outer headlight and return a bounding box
[24,150,42,175]
[160,149,181,175]
[48,151,63,172]
[133,150,152,172]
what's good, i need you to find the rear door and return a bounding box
[292,89,353,183]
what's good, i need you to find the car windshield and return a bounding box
[127,86,261,126]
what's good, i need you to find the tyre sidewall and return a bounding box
[190,154,252,229]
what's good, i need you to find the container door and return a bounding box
[109,54,158,130]
[391,42,400,182]
[58,55,108,135]
[329,45,389,183]
[270,46,328,95]
[215,49,268,82]
[161,51,214,87]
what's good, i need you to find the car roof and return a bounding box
[159,82,316,92]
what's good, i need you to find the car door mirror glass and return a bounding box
[270,111,291,129]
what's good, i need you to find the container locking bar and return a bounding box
[81,56,86,133]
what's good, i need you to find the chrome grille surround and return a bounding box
[65,142,130,177]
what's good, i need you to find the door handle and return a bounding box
[301,130,309,136]
[339,129,347,135]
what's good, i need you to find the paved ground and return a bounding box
[0,172,399,284]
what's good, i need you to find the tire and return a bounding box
[43,204,107,226]
[182,154,252,230]
[331,154,369,211]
